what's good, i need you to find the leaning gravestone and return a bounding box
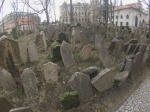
[60,41,75,69]
[43,62,59,83]
[0,68,16,94]
[0,36,22,80]
[21,68,39,100]
[130,52,143,80]
[27,40,39,62]
[69,72,93,102]
[91,68,115,92]
[81,44,92,61]
[0,97,14,112]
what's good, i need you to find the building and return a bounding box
[113,1,148,27]
[59,0,103,24]
[0,12,41,34]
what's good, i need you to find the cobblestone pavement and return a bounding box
[116,78,150,112]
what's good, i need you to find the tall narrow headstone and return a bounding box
[40,31,47,51]
[27,40,39,62]
[21,68,39,100]
[60,41,75,69]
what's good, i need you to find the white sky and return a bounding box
[0,0,148,22]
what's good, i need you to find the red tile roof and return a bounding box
[18,18,31,25]
[114,3,136,11]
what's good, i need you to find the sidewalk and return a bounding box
[116,78,150,112]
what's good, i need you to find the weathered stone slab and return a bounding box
[130,52,143,80]
[69,72,93,102]
[80,31,88,48]
[113,71,129,86]
[60,41,75,69]
[81,44,92,61]
[126,44,136,55]
[91,68,115,92]
[108,38,118,52]
[27,40,38,62]
[58,32,68,43]
[113,39,124,58]
[0,68,16,94]
[0,97,14,112]
[9,107,33,112]
[138,43,147,56]
[82,66,99,79]
[40,31,47,51]
[124,59,134,73]
[21,68,39,100]
[95,35,111,68]
[43,62,59,83]
[0,36,22,80]
[50,41,62,62]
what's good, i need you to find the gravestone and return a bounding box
[81,44,92,61]
[73,28,81,42]
[95,35,111,68]
[82,66,99,79]
[130,52,143,80]
[21,68,39,100]
[126,44,136,55]
[58,32,68,43]
[27,40,39,62]
[43,62,59,83]
[0,68,16,94]
[60,41,75,69]
[0,36,22,80]
[124,59,134,73]
[9,107,33,112]
[0,97,14,112]
[35,33,41,45]
[40,31,47,51]
[113,39,124,58]
[80,31,88,48]
[113,71,129,86]
[91,68,115,92]
[50,41,62,62]
[108,38,118,52]
[69,72,93,102]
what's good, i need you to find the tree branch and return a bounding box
[0,0,5,13]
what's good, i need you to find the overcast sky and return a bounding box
[0,0,148,22]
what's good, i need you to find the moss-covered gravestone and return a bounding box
[50,41,62,62]
[59,91,80,110]
[58,32,68,43]
[0,36,23,81]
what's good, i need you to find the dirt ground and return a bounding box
[5,34,150,112]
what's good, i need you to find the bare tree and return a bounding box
[0,0,5,13]
[139,0,149,30]
[21,0,54,25]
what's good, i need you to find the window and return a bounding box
[66,19,68,22]
[126,15,129,19]
[82,18,84,21]
[120,22,123,26]
[121,15,123,19]
[116,21,118,25]
[116,16,118,19]
[82,12,84,15]
[126,22,129,26]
